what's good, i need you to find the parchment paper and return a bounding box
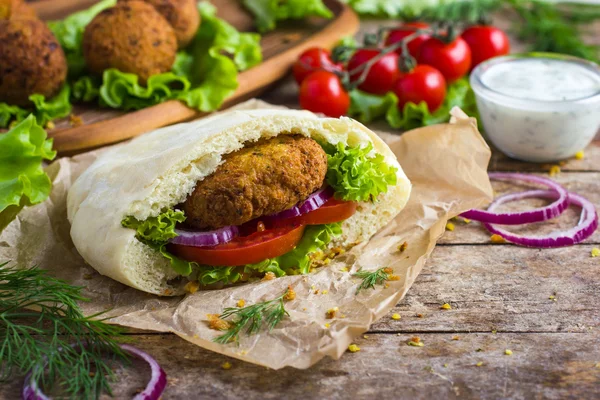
[0,100,492,369]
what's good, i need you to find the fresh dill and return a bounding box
[214,289,291,344]
[0,264,128,399]
[352,267,391,294]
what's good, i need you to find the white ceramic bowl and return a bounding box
[470,53,600,163]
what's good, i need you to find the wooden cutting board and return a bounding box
[32,0,359,155]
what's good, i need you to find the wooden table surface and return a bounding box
[3,12,600,400]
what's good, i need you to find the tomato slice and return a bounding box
[170,225,306,266]
[270,198,357,228]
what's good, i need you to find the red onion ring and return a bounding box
[461,172,569,225]
[22,344,166,400]
[484,190,598,248]
[262,186,334,221]
[171,225,239,247]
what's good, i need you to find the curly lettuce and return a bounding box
[325,142,397,202]
[243,0,332,32]
[0,86,72,129]
[0,115,57,229]
[65,2,261,113]
[121,209,194,276]
[348,78,479,131]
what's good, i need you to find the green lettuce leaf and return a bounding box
[325,142,397,202]
[243,0,333,33]
[197,266,242,286]
[342,0,498,20]
[65,2,261,113]
[121,209,194,276]
[275,223,342,274]
[0,115,57,216]
[0,86,72,129]
[348,78,479,130]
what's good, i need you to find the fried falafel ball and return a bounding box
[0,19,67,106]
[0,0,37,20]
[183,135,328,230]
[83,1,177,84]
[119,0,200,49]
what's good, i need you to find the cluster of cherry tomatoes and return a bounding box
[292,22,510,118]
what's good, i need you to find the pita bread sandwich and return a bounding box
[67,109,411,295]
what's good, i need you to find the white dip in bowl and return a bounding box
[470,53,600,163]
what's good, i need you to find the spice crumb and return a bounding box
[407,336,424,347]
[397,241,408,253]
[549,165,561,176]
[490,234,506,243]
[45,121,55,130]
[445,222,455,231]
[207,314,231,331]
[452,336,460,341]
[326,307,339,319]
[262,272,276,281]
[324,323,330,329]
[443,363,449,368]
[322,290,329,295]
[388,274,400,281]
[462,217,471,224]
[416,313,424,318]
[69,114,83,127]
[505,349,513,356]
[284,286,296,301]
[184,281,200,294]
[314,289,320,294]
[591,248,600,258]
[236,299,245,308]
[348,344,360,353]
[363,334,369,339]
[391,313,401,320]
[476,362,483,367]
[441,303,452,310]
[221,362,232,370]
[575,150,585,160]
[340,267,349,272]
[476,348,483,352]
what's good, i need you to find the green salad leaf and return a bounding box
[0,115,57,216]
[348,78,479,130]
[242,0,333,33]
[342,0,498,20]
[65,2,261,113]
[121,209,195,276]
[325,142,397,202]
[48,0,117,78]
[197,266,243,286]
[0,85,72,129]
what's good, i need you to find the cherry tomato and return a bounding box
[385,22,431,58]
[348,49,400,95]
[299,70,349,118]
[292,47,343,85]
[170,225,306,266]
[393,65,447,113]
[270,198,357,228]
[461,25,510,69]
[417,36,471,83]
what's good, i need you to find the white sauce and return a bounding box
[472,56,600,163]
[481,59,600,102]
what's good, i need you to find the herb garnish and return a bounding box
[352,267,392,294]
[214,288,292,344]
[0,264,128,399]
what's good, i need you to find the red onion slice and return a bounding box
[262,186,334,221]
[461,172,569,225]
[170,225,239,247]
[484,190,598,248]
[22,344,166,400]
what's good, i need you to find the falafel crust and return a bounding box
[83,1,177,84]
[0,0,37,20]
[119,0,200,48]
[0,19,67,106]
[183,135,328,230]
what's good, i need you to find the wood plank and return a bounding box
[2,332,599,399]
[438,172,600,244]
[372,244,600,334]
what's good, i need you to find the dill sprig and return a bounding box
[214,289,291,344]
[0,263,128,399]
[352,267,391,294]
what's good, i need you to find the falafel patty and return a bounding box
[0,19,67,106]
[183,135,328,230]
[0,0,37,20]
[119,0,200,48]
[83,1,177,84]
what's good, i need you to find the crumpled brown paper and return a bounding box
[0,100,492,369]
